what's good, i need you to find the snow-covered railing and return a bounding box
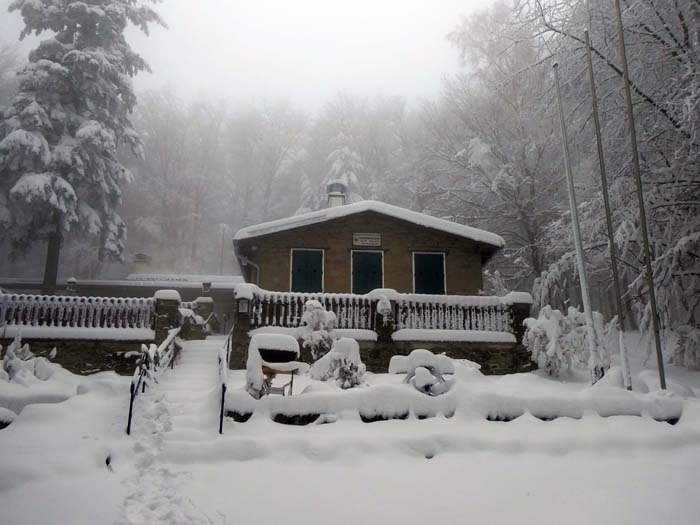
[218,323,236,435]
[242,286,532,336]
[0,293,153,332]
[394,296,511,332]
[250,290,377,331]
[126,327,182,435]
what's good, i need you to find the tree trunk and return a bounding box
[42,216,62,295]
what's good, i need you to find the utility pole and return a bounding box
[583,29,632,390]
[613,0,666,389]
[219,224,226,275]
[553,62,605,384]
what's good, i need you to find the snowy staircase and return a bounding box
[122,337,225,523]
[158,338,223,443]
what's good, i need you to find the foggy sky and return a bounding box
[1,0,486,110]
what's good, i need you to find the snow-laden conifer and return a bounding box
[0,0,163,290]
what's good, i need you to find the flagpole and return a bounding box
[583,29,632,390]
[613,0,666,389]
[553,62,605,384]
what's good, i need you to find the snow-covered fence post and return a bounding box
[153,290,181,345]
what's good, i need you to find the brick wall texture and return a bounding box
[236,210,497,295]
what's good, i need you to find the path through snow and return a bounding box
[120,338,223,524]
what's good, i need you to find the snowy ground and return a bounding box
[1,334,700,524]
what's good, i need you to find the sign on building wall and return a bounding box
[353,233,381,247]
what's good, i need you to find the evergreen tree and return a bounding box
[0,0,163,293]
[323,130,363,205]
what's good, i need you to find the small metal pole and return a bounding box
[613,0,666,389]
[584,29,632,390]
[127,383,135,435]
[219,383,227,435]
[553,62,605,384]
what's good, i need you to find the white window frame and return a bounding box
[289,248,325,293]
[412,251,447,295]
[351,249,385,295]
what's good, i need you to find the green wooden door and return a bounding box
[291,250,323,292]
[352,251,383,294]
[413,253,445,294]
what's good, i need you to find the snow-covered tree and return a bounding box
[324,130,364,204]
[524,306,611,377]
[0,0,163,292]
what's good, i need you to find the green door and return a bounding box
[413,253,445,294]
[352,251,383,294]
[291,250,323,292]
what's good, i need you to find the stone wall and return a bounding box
[358,340,535,375]
[0,290,214,376]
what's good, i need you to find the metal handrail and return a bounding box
[218,322,236,434]
[126,327,182,435]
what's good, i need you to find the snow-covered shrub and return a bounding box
[671,325,700,370]
[310,338,366,389]
[297,300,337,360]
[0,335,58,384]
[524,306,610,377]
[376,294,392,323]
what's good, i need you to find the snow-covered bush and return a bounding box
[524,306,610,377]
[310,338,366,389]
[297,300,337,360]
[1,335,58,384]
[376,294,392,323]
[670,325,700,370]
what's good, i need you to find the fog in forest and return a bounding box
[1,0,698,330]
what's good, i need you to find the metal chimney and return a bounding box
[326,179,347,208]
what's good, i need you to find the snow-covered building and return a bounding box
[234,193,503,295]
[231,188,534,374]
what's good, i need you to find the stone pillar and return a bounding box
[153,290,182,344]
[510,301,532,346]
[229,295,253,369]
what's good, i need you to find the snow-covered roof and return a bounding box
[233,200,505,248]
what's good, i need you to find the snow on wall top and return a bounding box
[233,200,505,248]
[126,274,244,283]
